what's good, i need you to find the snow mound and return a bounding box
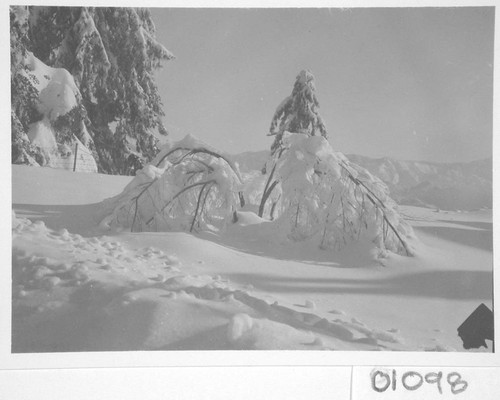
[234,211,266,226]
[98,135,243,233]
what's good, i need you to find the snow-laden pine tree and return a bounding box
[269,69,327,155]
[11,6,174,174]
[259,70,327,217]
[261,70,416,257]
[10,6,97,171]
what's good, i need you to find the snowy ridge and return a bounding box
[348,155,492,211]
[233,150,492,211]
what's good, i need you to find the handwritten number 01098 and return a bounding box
[371,369,468,395]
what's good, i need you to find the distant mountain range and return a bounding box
[233,150,492,211]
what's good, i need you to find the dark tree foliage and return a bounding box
[10,6,44,165]
[269,70,328,155]
[11,6,174,174]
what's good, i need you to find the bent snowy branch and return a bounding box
[339,161,413,256]
[100,136,242,233]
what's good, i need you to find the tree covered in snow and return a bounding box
[10,6,174,174]
[10,5,98,172]
[269,69,327,155]
[260,71,415,256]
[260,70,328,217]
[270,134,415,256]
[10,6,44,165]
[99,135,243,233]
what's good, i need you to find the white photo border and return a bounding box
[2,0,498,370]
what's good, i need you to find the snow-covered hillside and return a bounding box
[12,165,493,352]
[233,151,492,211]
[348,155,492,211]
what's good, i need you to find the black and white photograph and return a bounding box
[8,3,495,358]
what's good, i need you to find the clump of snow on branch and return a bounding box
[99,135,243,233]
[264,132,416,257]
[21,52,97,172]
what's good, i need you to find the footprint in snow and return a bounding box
[294,300,316,309]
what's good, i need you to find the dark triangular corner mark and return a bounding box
[457,303,494,350]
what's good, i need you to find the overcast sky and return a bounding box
[151,7,494,162]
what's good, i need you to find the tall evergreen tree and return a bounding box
[12,6,174,174]
[260,70,328,216]
[258,70,415,256]
[268,69,328,155]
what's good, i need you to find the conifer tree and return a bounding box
[268,69,327,155]
[260,70,327,217]
[12,6,174,174]
[258,70,415,257]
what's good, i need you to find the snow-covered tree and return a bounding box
[260,70,415,257]
[259,70,328,216]
[99,135,243,233]
[270,133,415,256]
[269,69,327,155]
[10,6,44,165]
[11,6,174,174]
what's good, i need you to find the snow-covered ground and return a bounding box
[12,165,493,352]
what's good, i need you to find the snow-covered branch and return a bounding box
[99,135,243,233]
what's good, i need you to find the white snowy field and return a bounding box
[12,165,493,352]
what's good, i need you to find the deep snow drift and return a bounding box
[12,165,493,352]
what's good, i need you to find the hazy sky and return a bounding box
[151,7,494,162]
